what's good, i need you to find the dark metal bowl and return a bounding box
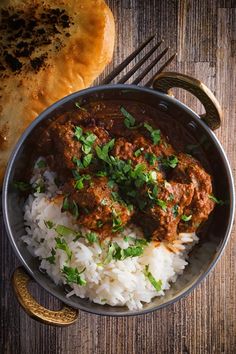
[3,80,235,320]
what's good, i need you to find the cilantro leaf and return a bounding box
[144,265,162,291]
[62,266,86,285]
[103,243,117,264]
[156,199,167,211]
[74,126,83,140]
[145,152,157,165]
[86,232,98,244]
[172,204,179,218]
[112,209,124,233]
[55,225,77,237]
[97,220,104,228]
[62,196,70,211]
[83,154,93,167]
[75,102,87,111]
[46,248,56,264]
[33,180,45,194]
[104,241,146,264]
[71,201,79,218]
[134,148,144,157]
[121,106,136,128]
[44,220,54,229]
[55,237,72,261]
[95,139,115,164]
[144,122,161,145]
[160,155,179,169]
[96,171,107,177]
[181,214,192,222]
[74,174,91,190]
[208,194,225,205]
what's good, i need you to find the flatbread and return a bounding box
[0,0,115,185]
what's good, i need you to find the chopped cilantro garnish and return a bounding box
[208,194,225,205]
[46,248,56,264]
[55,225,77,237]
[75,102,87,111]
[34,180,45,193]
[83,153,93,167]
[13,181,31,192]
[104,240,146,264]
[104,243,117,264]
[145,152,157,165]
[55,237,72,261]
[73,232,83,242]
[86,232,98,244]
[123,236,148,246]
[36,159,47,168]
[72,156,83,169]
[44,220,54,229]
[97,220,104,228]
[112,210,124,233]
[120,106,141,130]
[96,171,107,177]
[74,127,97,155]
[74,126,83,140]
[144,265,162,291]
[172,204,179,218]
[62,197,79,218]
[121,106,135,128]
[95,139,115,164]
[62,266,86,285]
[156,199,167,211]
[144,122,161,145]
[148,170,157,182]
[134,148,144,157]
[114,245,144,260]
[72,154,93,169]
[160,155,179,169]
[71,201,79,218]
[62,196,70,211]
[181,214,192,222]
[80,132,97,154]
[74,174,91,190]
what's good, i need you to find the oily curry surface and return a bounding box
[36,100,215,243]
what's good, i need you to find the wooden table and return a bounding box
[1,1,235,353]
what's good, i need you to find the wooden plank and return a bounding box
[0,1,235,353]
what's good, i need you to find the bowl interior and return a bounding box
[3,85,234,316]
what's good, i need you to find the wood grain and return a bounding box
[1,1,236,353]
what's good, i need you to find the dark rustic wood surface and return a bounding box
[1,1,236,353]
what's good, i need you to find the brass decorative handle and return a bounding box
[152,72,222,130]
[12,267,79,326]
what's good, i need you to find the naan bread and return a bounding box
[0,0,115,185]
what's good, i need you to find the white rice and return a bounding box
[22,161,198,310]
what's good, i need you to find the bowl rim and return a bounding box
[2,83,235,316]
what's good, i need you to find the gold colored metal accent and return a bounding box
[12,267,78,326]
[152,72,222,130]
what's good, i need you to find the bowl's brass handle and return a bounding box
[12,267,78,326]
[152,72,222,130]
